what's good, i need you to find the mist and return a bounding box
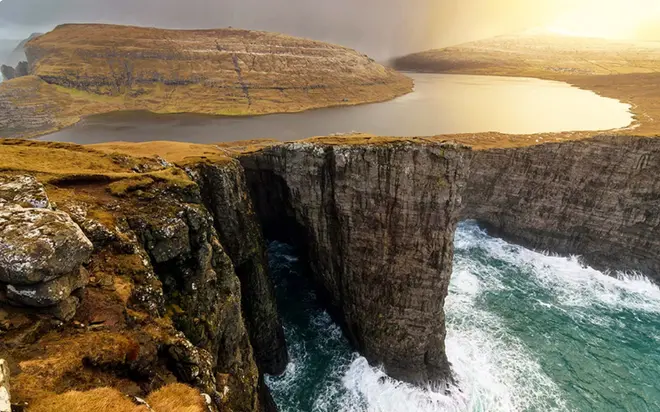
[0,0,659,60]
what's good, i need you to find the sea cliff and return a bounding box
[1,133,658,410]
[463,135,660,280]
[240,140,470,384]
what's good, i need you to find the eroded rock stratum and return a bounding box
[0,23,412,138]
[240,140,470,384]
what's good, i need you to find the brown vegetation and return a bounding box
[27,383,205,412]
[0,23,412,139]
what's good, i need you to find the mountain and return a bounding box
[0,23,412,138]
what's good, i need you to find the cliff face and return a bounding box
[0,141,290,411]
[463,135,660,280]
[0,23,412,138]
[189,160,289,376]
[240,140,470,385]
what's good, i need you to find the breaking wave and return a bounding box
[266,221,660,411]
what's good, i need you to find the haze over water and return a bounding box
[42,73,633,144]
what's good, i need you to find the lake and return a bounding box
[41,73,633,144]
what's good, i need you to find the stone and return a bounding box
[0,175,50,209]
[463,135,660,280]
[0,65,14,81]
[241,141,470,385]
[190,161,288,375]
[80,218,118,247]
[48,295,81,321]
[6,267,88,307]
[0,359,9,412]
[0,208,93,285]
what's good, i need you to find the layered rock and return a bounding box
[0,176,93,320]
[240,140,470,385]
[189,160,288,376]
[0,23,412,138]
[463,135,660,280]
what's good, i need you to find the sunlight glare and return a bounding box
[546,0,660,39]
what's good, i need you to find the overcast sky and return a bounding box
[0,0,658,59]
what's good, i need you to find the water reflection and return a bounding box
[42,73,633,144]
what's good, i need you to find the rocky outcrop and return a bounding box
[463,135,660,280]
[189,160,288,376]
[0,65,14,81]
[240,140,470,385]
[1,61,28,81]
[0,176,93,320]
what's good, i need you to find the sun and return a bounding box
[546,0,660,39]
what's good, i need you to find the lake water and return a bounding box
[41,73,633,144]
[266,222,660,412]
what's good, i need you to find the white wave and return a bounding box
[455,222,660,314]
[270,223,660,412]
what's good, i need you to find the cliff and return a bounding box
[3,131,657,411]
[240,139,470,385]
[0,23,412,138]
[463,135,660,280]
[0,140,287,411]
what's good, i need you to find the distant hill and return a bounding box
[0,0,439,60]
[0,23,412,138]
[393,34,660,77]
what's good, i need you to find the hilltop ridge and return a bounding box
[0,23,412,138]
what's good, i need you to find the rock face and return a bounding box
[124,186,264,411]
[190,160,288,376]
[463,135,660,280]
[240,141,470,385]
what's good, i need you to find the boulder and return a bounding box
[0,175,51,209]
[0,65,14,81]
[0,208,93,285]
[15,61,28,78]
[6,267,88,307]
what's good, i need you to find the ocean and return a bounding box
[266,221,660,412]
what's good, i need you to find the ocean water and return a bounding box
[265,221,660,412]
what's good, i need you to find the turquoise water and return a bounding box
[266,221,660,412]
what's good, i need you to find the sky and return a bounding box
[0,0,659,59]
